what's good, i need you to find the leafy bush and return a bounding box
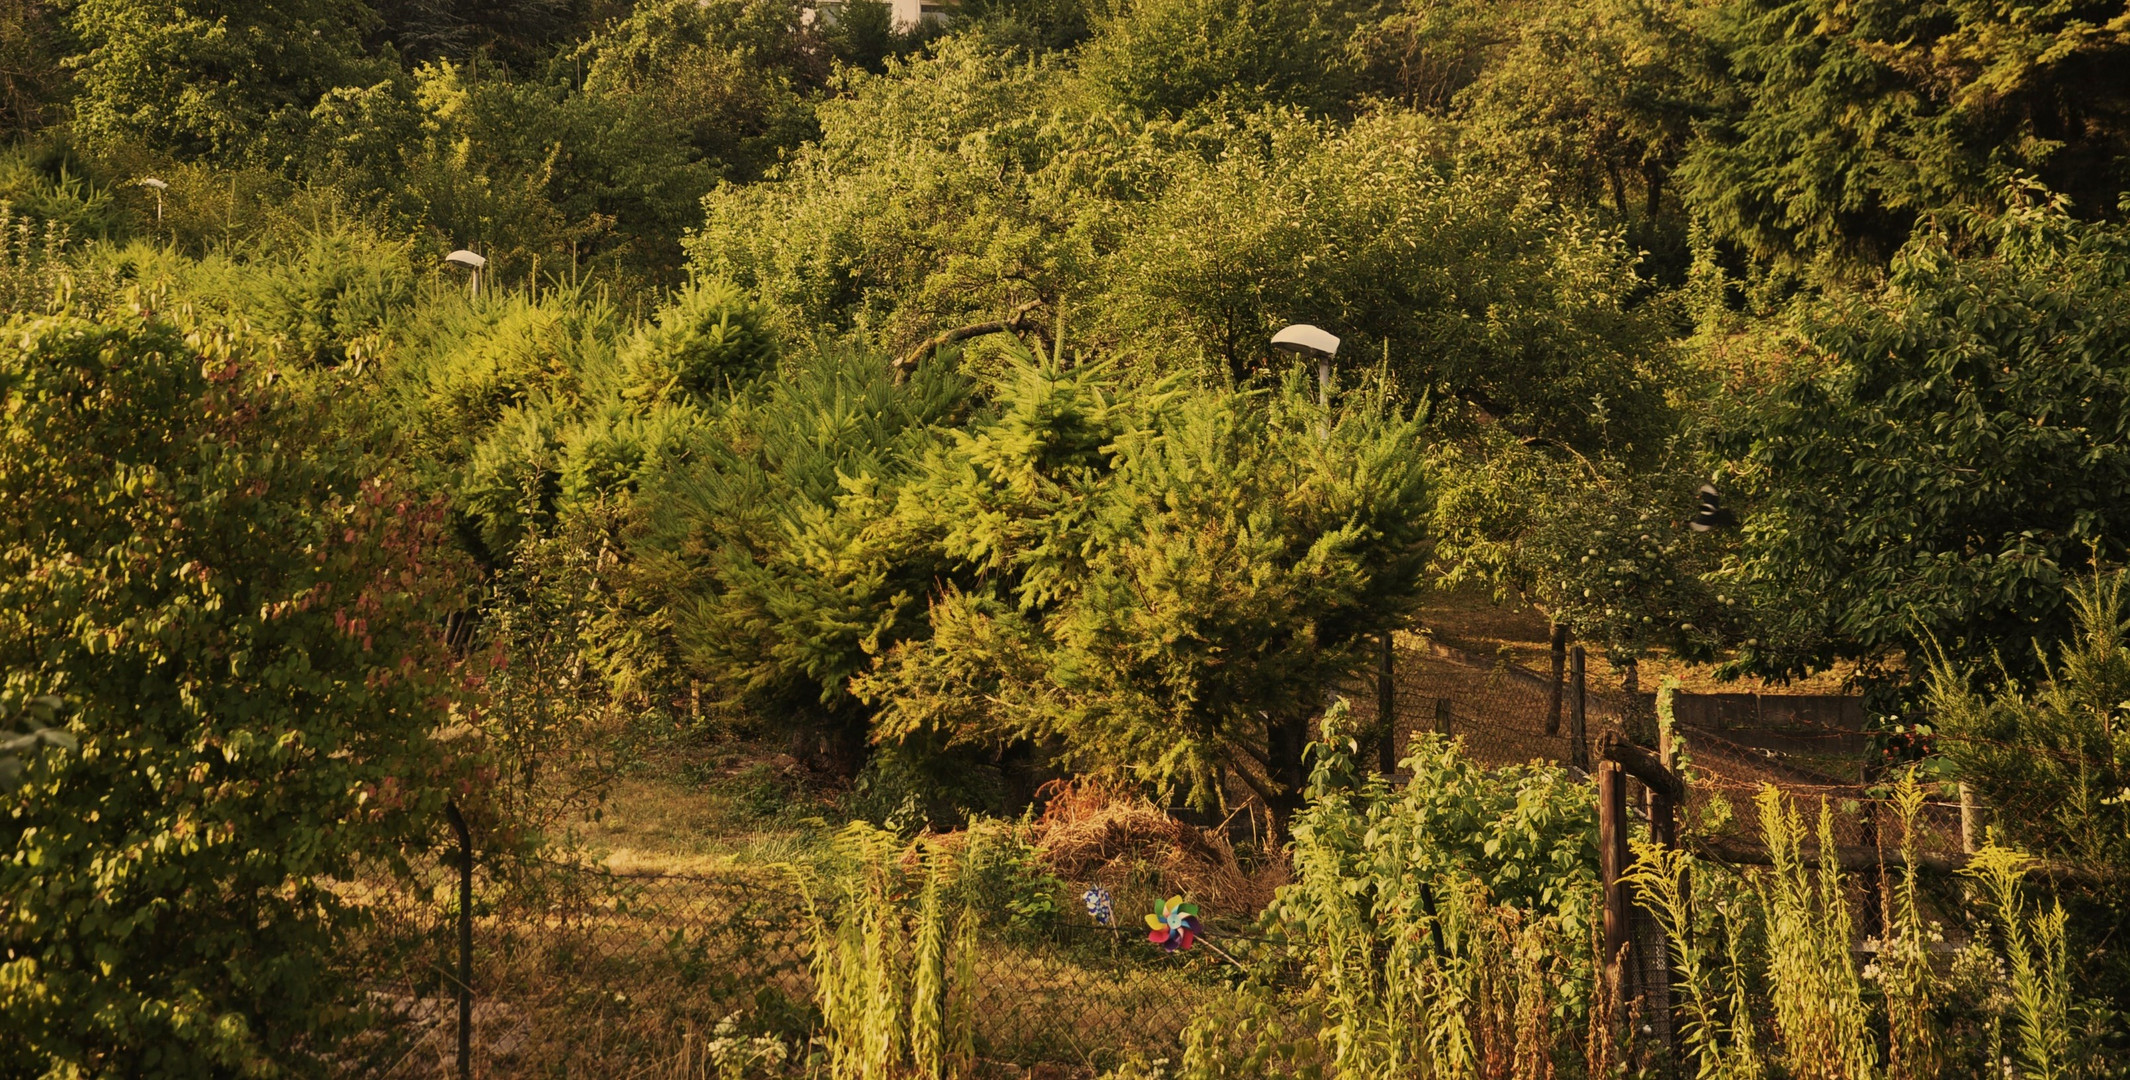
[1718,198,2130,682]
[459,402,566,558]
[1280,709,1599,945]
[1107,109,1675,455]
[575,0,821,180]
[408,295,608,462]
[0,303,468,1075]
[1926,571,2130,1004]
[1078,0,1364,116]
[251,228,418,367]
[67,0,390,164]
[1251,710,1597,1077]
[1679,0,2130,273]
[558,399,706,506]
[1428,427,1737,669]
[953,817,1066,929]
[639,342,971,771]
[1927,572,2130,871]
[0,147,120,238]
[844,742,1013,832]
[691,37,1109,349]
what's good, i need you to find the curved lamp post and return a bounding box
[445,249,487,299]
[1271,323,1341,405]
[137,178,168,224]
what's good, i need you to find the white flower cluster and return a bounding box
[702,1014,792,1080]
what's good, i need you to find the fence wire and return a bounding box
[1366,635,2124,885]
[343,636,2114,1077]
[344,860,1248,1079]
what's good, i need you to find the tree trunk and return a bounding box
[1266,711,1312,835]
[1569,645,1590,770]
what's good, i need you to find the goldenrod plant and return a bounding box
[805,823,977,1080]
[1963,846,2075,1080]
[1756,788,1877,1080]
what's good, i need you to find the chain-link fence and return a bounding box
[343,858,1255,1079]
[1350,634,1976,858]
[341,635,2116,1077]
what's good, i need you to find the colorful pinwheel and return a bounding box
[1083,887,1114,926]
[1144,896,1201,952]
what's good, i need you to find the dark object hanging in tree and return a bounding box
[1690,484,1738,532]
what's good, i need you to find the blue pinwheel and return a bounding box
[1082,887,1114,926]
[1144,896,1201,952]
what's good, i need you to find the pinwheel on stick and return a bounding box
[1143,895,1245,965]
[1082,887,1114,927]
[1145,896,1200,951]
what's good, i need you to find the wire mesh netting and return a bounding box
[339,634,2116,1078]
[1345,635,1982,860]
[345,860,1253,1078]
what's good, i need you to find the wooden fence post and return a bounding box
[1598,759,1630,1010]
[1600,732,1687,1061]
[1648,724,1677,849]
[1569,645,1590,771]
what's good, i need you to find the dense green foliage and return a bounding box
[0,302,467,1074]
[856,355,1430,821]
[7,0,2130,1068]
[67,0,386,163]
[643,344,973,768]
[1680,0,2130,273]
[1925,572,2130,997]
[1718,198,2130,680]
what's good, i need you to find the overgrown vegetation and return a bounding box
[1149,736,2108,1080]
[5,0,2130,1073]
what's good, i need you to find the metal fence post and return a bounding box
[1433,697,1453,737]
[1546,622,1568,736]
[1376,631,1397,774]
[1569,645,1589,770]
[444,801,474,1080]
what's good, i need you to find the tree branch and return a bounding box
[891,300,1044,382]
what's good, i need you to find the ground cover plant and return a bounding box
[5,0,2130,1076]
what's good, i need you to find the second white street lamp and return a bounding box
[1272,323,1342,405]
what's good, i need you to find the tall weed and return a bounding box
[1964,846,2075,1079]
[0,201,71,313]
[1261,718,1593,1078]
[1755,788,1876,1080]
[806,823,977,1080]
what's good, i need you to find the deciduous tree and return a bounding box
[0,303,469,1074]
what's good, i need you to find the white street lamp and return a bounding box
[1272,323,1342,405]
[137,178,168,224]
[445,249,487,298]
